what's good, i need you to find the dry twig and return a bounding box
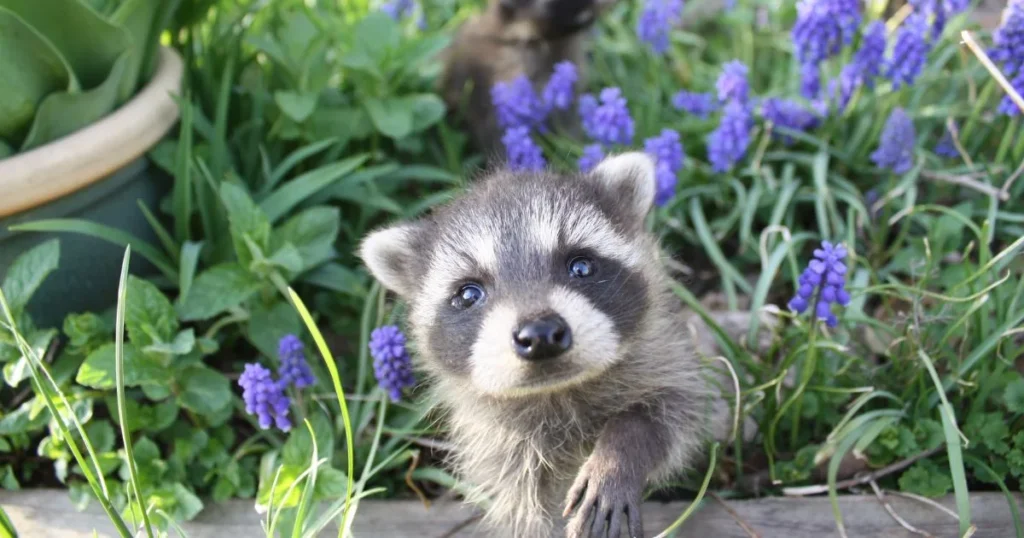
[921,170,1005,200]
[782,446,942,496]
[709,492,762,538]
[868,480,934,537]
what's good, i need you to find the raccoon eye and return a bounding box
[568,256,595,278]
[451,283,485,309]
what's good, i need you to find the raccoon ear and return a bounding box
[359,223,427,298]
[589,151,657,221]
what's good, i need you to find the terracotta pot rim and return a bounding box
[0,46,183,219]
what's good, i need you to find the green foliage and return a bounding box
[0,0,181,153]
[3,0,1024,536]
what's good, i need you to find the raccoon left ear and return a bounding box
[589,151,657,221]
[359,222,428,298]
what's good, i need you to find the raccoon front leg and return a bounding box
[562,406,671,538]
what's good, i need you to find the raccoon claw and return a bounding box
[563,467,644,538]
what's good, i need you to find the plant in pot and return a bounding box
[0,0,188,328]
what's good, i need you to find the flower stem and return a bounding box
[790,317,819,447]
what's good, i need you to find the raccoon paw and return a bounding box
[562,461,644,538]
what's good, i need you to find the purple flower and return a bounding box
[637,0,685,53]
[827,21,886,110]
[707,100,752,173]
[644,129,686,205]
[935,130,959,158]
[381,0,414,20]
[578,143,605,172]
[492,75,548,130]
[761,98,821,144]
[791,0,862,66]
[542,61,578,110]
[870,108,916,174]
[911,0,970,37]
[800,63,821,99]
[990,0,1024,78]
[886,14,932,89]
[278,334,315,388]
[788,240,851,328]
[998,71,1024,117]
[990,1,1024,115]
[671,91,717,118]
[716,60,750,104]
[239,364,292,431]
[502,127,547,171]
[579,88,635,145]
[852,21,887,82]
[369,325,416,402]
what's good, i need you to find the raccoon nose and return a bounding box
[512,314,573,361]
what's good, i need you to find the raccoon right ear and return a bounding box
[589,151,657,221]
[359,222,427,298]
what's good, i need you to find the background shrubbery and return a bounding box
[1,0,1023,536]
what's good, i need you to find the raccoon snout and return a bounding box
[512,313,573,361]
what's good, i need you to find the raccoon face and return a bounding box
[360,152,657,397]
[496,0,615,39]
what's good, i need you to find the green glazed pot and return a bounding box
[0,47,182,328]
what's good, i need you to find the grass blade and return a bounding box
[8,220,177,281]
[0,293,133,538]
[114,247,154,538]
[918,350,971,536]
[287,288,355,538]
[0,504,16,538]
[652,442,719,538]
[260,155,370,223]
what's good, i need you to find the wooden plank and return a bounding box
[1,488,1020,537]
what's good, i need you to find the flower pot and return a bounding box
[0,46,183,328]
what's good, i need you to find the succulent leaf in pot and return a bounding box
[0,0,186,327]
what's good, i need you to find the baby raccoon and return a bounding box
[360,152,727,537]
[438,0,616,154]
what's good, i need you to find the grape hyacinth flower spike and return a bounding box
[788,241,851,328]
[278,334,315,388]
[239,363,292,431]
[369,325,417,402]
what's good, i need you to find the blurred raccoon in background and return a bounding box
[438,0,617,157]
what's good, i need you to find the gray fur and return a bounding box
[359,153,716,537]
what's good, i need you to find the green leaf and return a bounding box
[76,343,166,389]
[85,420,116,453]
[274,90,318,122]
[2,329,56,388]
[1,238,60,313]
[21,52,131,152]
[898,460,953,498]
[220,182,272,267]
[282,410,333,468]
[408,93,447,132]
[177,263,262,321]
[300,263,368,298]
[0,7,73,142]
[2,0,131,89]
[246,301,302,359]
[125,276,178,347]
[132,436,160,464]
[352,11,400,61]
[142,329,196,356]
[268,243,304,275]
[259,155,369,223]
[364,97,413,139]
[177,366,232,418]
[270,206,340,271]
[1005,377,1024,415]
[314,467,348,500]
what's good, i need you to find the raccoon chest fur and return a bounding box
[435,378,635,537]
